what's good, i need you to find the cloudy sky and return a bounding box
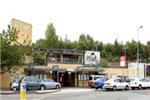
[0,0,150,44]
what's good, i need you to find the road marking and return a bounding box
[53,88,94,94]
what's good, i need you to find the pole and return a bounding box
[136,25,143,77]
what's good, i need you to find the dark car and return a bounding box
[20,76,44,90]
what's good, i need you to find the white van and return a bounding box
[88,75,105,88]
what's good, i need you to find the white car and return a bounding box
[10,80,19,91]
[130,78,150,90]
[103,78,129,91]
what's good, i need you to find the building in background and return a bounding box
[10,18,32,45]
[25,48,105,87]
[10,18,33,64]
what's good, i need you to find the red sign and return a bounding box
[120,56,126,67]
[120,56,126,61]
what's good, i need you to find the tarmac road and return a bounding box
[1,88,150,100]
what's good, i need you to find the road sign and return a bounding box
[20,83,26,100]
[120,56,126,67]
[120,56,126,61]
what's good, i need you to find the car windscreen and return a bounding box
[89,76,92,80]
[94,77,103,80]
[96,78,105,82]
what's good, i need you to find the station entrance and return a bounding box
[52,71,75,87]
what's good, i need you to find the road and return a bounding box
[1,88,150,100]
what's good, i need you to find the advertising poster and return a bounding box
[84,51,100,65]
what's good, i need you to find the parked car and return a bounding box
[117,75,131,82]
[95,77,107,90]
[10,79,19,91]
[88,75,105,88]
[130,78,150,90]
[20,76,44,90]
[103,78,130,91]
[41,79,61,89]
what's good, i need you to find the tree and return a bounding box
[0,25,25,74]
[77,34,94,50]
[104,43,113,62]
[143,41,150,63]
[33,39,47,48]
[100,59,110,67]
[125,40,137,61]
[33,52,46,65]
[45,23,59,48]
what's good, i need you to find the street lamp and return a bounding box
[101,50,105,63]
[123,48,127,58]
[137,25,143,77]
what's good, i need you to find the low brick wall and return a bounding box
[0,72,11,90]
[103,67,128,78]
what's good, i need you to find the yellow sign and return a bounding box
[20,83,26,100]
[20,91,26,100]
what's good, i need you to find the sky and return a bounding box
[0,0,150,44]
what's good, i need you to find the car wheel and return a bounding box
[138,85,142,90]
[40,86,45,90]
[56,85,60,89]
[131,87,135,90]
[13,87,17,91]
[96,87,99,90]
[106,89,110,91]
[125,86,129,90]
[113,86,117,91]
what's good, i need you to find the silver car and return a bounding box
[41,79,61,89]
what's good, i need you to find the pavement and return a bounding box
[0,87,92,95]
[0,91,14,95]
[0,89,61,95]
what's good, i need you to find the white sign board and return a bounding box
[84,51,100,65]
[128,63,145,78]
[120,61,125,67]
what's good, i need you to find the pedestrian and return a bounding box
[60,74,64,86]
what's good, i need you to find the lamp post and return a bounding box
[101,50,105,64]
[137,25,143,77]
[122,48,127,76]
[123,48,127,58]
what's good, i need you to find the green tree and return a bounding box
[100,59,110,67]
[33,39,47,48]
[0,25,25,73]
[45,23,59,48]
[78,34,94,50]
[125,40,137,61]
[143,41,150,63]
[104,43,113,62]
[33,52,46,65]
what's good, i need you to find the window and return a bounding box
[89,76,92,80]
[114,79,120,82]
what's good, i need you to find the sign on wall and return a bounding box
[128,63,145,78]
[120,56,126,67]
[84,51,100,65]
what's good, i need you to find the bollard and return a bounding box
[20,82,26,100]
